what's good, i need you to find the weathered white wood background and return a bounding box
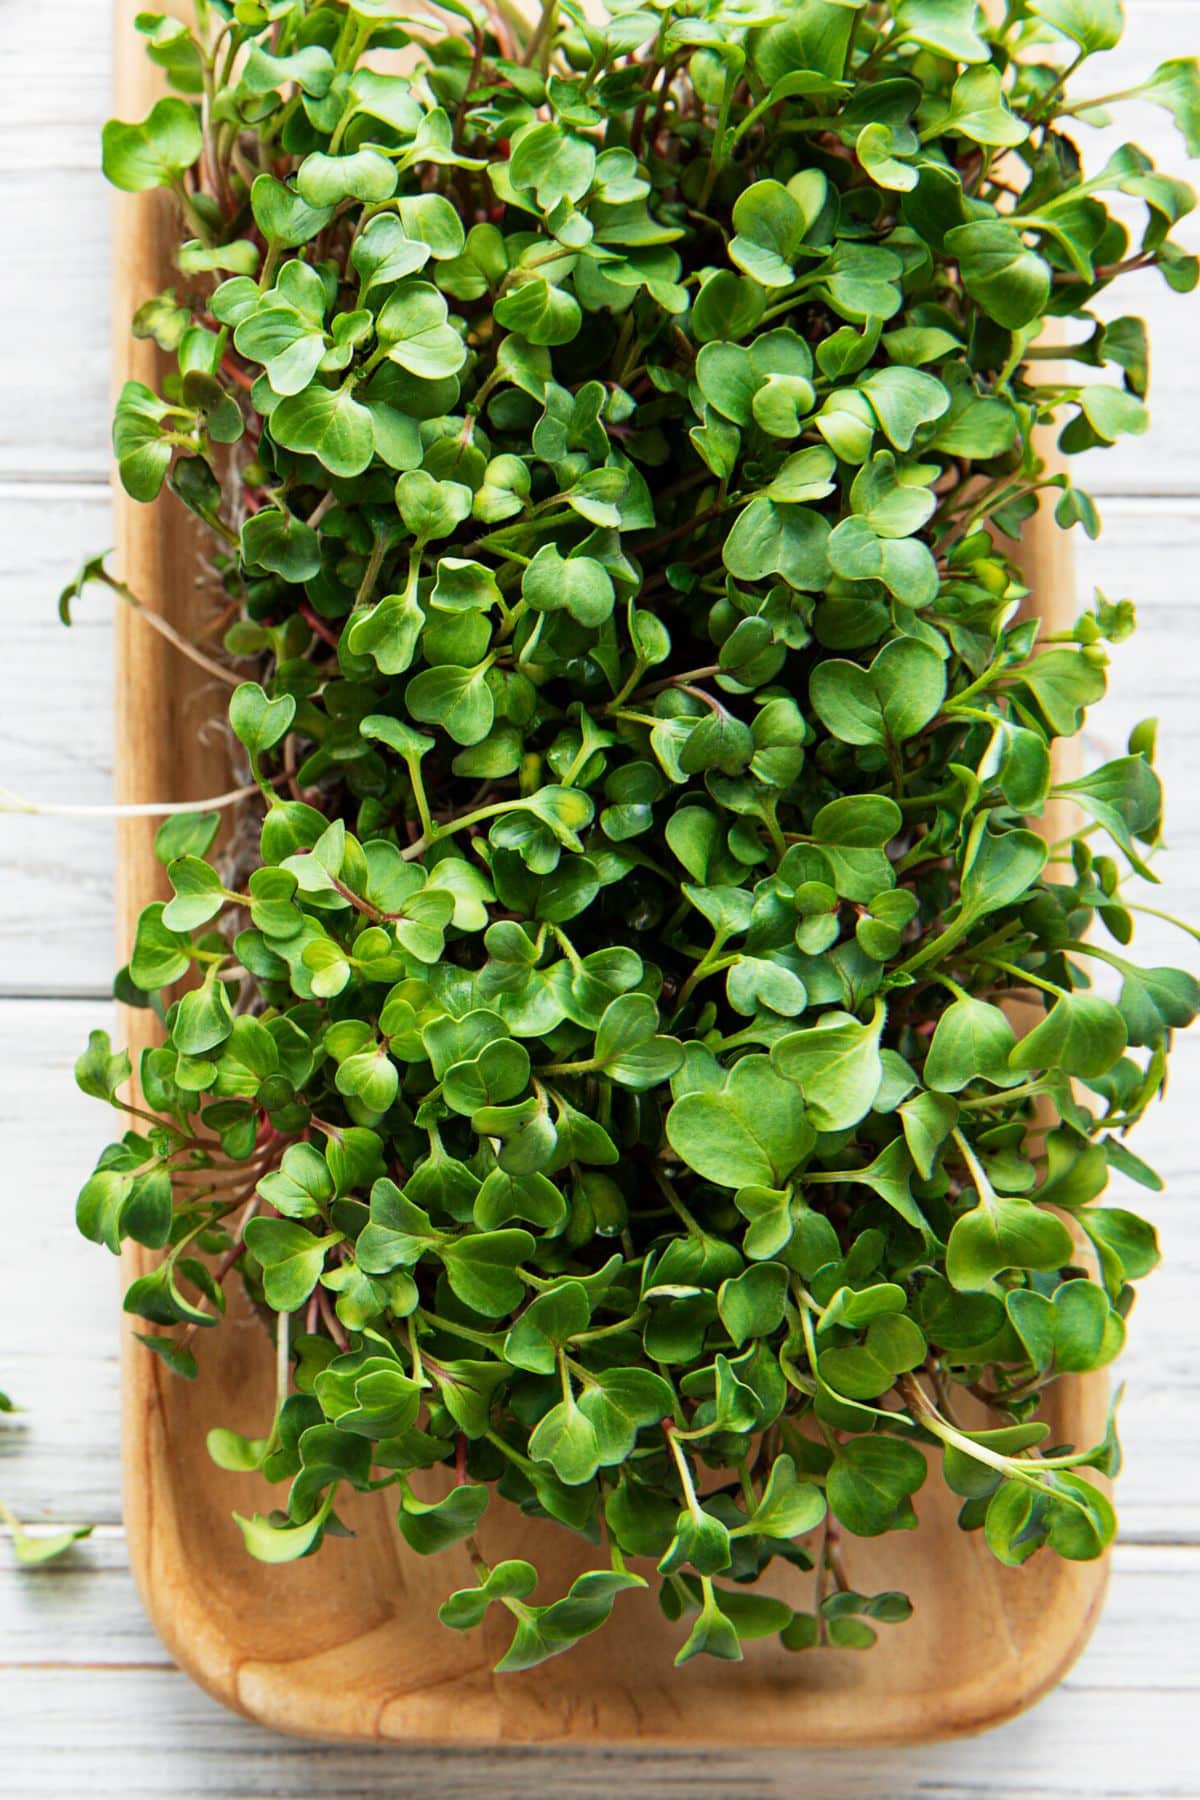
[1,3,1199,1793]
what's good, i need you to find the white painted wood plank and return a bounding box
[0,0,113,481]
[0,486,115,996]
[0,1001,122,1522]
[0,1668,1195,1795]
[1077,500,1200,879]
[0,1542,1196,1792]
[0,172,112,482]
[0,1529,169,1670]
[0,1,111,174]
[3,1534,1191,1688]
[1,2,1199,490]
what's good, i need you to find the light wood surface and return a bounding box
[0,0,1197,1790]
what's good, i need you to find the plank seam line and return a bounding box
[0,1662,175,1675]
[0,992,114,1005]
[0,477,113,498]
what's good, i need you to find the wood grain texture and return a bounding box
[104,0,1120,1753]
[3,1672,1199,1800]
[0,1544,1195,1797]
[0,486,116,995]
[7,1535,1191,1692]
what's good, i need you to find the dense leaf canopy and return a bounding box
[73,0,1200,1670]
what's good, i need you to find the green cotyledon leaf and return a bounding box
[947,1196,1075,1292]
[667,1055,816,1188]
[809,639,947,746]
[102,97,202,192]
[771,1003,887,1131]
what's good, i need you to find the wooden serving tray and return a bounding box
[112,0,1108,1747]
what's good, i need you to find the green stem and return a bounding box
[900,1376,1104,1494]
[485,1427,539,1478]
[572,1307,649,1345]
[1125,902,1200,945]
[698,64,739,207]
[521,0,558,70]
[418,1309,504,1351]
[897,781,960,814]
[663,1423,702,1517]
[275,1307,290,1411]
[959,1079,1055,1110]
[986,957,1064,999]
[650,1164,704,1236]
[403,749,436,845]
[894,814,991,978]
[354,533,395,612]
[950,1126,998,1208]
[673,933,733,1012]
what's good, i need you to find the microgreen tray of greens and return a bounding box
[69,0,1200,1672]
